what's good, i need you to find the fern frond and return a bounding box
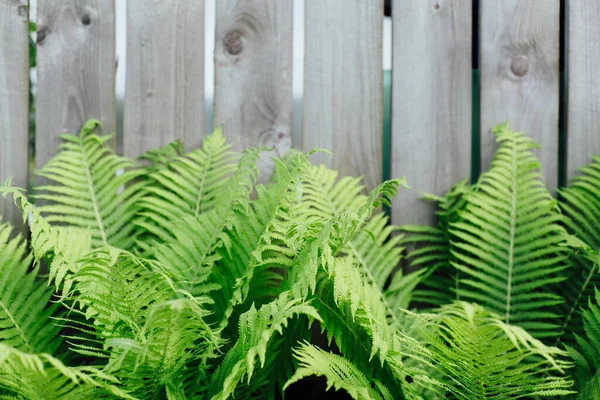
[565,288,600,399]
[0,344,133,399]
[0,181,93,294]
[34,119,145,250]
[557,156,600,343]
[301,165,367,220]
[0,220,62,355]
[397,301,574,399]
[133,127,240,254]
[207,291,321,400]
[450,125,569,338]
[284,342,393,400]
[63,248,179,345]
[209,151,310,329]
[104,298,221,399]
[138,148,261,298]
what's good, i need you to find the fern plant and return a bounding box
[0,121,579,399]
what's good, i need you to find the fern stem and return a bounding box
[346,241,401,329]
[193,151,211,217]
[558,261,597,344]
[505,139,518,324]
[0,300,33,353]
[79,141,108,245]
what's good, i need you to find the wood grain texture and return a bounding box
[479,0,560,189]
[124,0,204,157]
[214,0,293,180]
[36,0,116,167]
[303,0,383,191]
[567,1,600,181]
[0,0,29,232]
[391,0,472,227]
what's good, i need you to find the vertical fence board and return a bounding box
[567,1,600,181]
[36,0,116,167]
[124,0,205,157]
[391,0,472,227]
[0,0,29,232]
[479,0,560,189]
[303,0,383,191]
[214,0,293,179]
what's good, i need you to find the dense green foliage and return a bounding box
[0,121,598,399]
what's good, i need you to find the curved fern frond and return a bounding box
[209,151,311,328]
[0,221,62,354]
[133,127,240,254]
[0,344,132,399]
[207,291,321,400]
[565,289,600,399]
[557,156,600,343]
[284,342,393,400]
[398,301,574,399]
[63,248,179,346]
[104,298,221,399]
[300,164,367,220]
[34,119,145,250]
[139,148,261,298]
[0,182,92,293]
[450,125,569,339]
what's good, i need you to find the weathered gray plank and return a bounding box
[479,0,560,189]
[303,0,383,191]
[124,0,205,157]
[0,0,29,232]
[567,1,600,181]
[214,0,293,180]
[391,0,472,227]
[36,0,116,166]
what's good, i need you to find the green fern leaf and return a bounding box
[450,125,570,338]
[0,344,133,399]
[34,119,145,250]
[398,301,574,399]
[557,156,600,343]
[284,342,393,400]
[0,221,62,355]
[207,291,321,400]
[565,288,600,399]
[104,298,221,399]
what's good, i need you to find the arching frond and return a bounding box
[104,298,221,399]
[133,127,240,255]
[207,291,321,400]
[63,248,180,346]
[0,344,132,399]
[33,119,145,250]
[284,342,393,400]
[209,151,311,329]
[0,221,62,354]
[565,289,600,399]
[450,125,570,339]
[0,181,92,293]
[557,156,600,343]
[398,301,574,399]
[139,148,261,298]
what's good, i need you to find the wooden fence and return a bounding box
[1,1,599,234]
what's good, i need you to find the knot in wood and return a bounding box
[511,55,529,77]
[434,3,440,10]
[81,14,91,26]
[224,30,243,55]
